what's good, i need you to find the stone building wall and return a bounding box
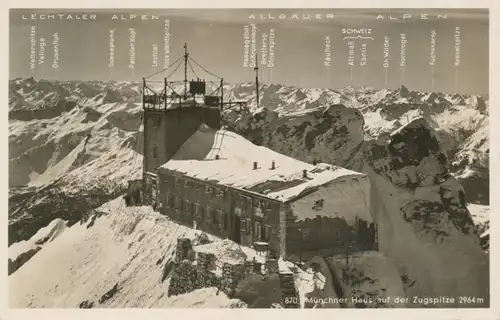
[169,239,302,308]
[168,238,253,298]
[143,107,221,174]
[157,170,282,252]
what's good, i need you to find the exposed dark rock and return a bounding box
[79,300,95,308]
[9,184,122,246]
[99,283,119,304]
[8,246,42,275]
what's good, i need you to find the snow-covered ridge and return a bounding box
[9,198,246,308]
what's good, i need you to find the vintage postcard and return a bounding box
[5,5,495,314]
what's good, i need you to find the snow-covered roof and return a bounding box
[159,124,365,203]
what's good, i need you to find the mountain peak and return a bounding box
[399,85,410,98]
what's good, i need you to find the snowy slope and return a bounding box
[8,218,68,275]
[9,198,245,308]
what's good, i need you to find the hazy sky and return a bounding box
[10,9,489,94]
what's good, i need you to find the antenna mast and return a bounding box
[254,53,260,109]
[184,42,188,99]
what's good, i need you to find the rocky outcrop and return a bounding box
[167,260,223,297]
[8,184,121,246]
[8,247,42,275]
[10,99,78,121]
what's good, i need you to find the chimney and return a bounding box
[271,161,276,170]
[253,162,258,170]
[303,170,308,178]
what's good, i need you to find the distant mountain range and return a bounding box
[10,77,489,205]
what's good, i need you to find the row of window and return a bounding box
[163,175,274,210]
[165,195,227,227]
[241,219,271,242]
[163,193,272,242]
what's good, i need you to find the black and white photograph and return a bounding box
[7,7,492,310]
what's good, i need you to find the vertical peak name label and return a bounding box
[27,25,59,74]
[429,29,436,66]
[109,28,115,69]
[383,35,390,85]
[250,24,257,68]
[258,27,275,82]
[260,30,268,66]
[244,23,276,82]
[243,25,250,68]
[152,44,158,72]
[400,33,407,83]
[242,24,258,68]
[324,36,331,67]
[429,29,436,89]
[52,32,59,69]
[129,28,136,72]
[261,30,275,65]
[268,28,275,70]
[164,19,170,69]
[454,26,461,91]
[38,37,46,66]
[324,35,332,87]
[29,26,36,71]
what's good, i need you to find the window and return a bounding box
[152,145,158,159]
[166,194,173,208]
[185,200,191,213]
[174,196,181,210]
[242,218,251,234]
[206,186,214,195]
[254,221,262,239]
[253,206,263,218]
[234,207,242,217]
[219,210,226,227]
[195,203,201,215]
[207,206,213,222]
[263,225,271,242]
[302,229,310,240]
[213,209,217,224]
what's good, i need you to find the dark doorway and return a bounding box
[233,216,241,244]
